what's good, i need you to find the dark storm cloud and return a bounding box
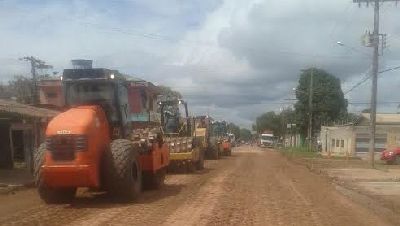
[217,1,374,82]
[165,0,400,127]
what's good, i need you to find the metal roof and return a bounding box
[360,113,400,125]
[0,99,59,118]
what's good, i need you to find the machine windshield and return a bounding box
[261,135,273,141]
[66,82,118,121]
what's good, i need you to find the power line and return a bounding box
[344,72,371,94]
[353,0,398,168]
[28,13,373,60]
[343,64,400,95]
[349,101,400,105]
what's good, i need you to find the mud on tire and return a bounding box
[34,143,76,204]
[210,146,219,160]
[103,139,142,201]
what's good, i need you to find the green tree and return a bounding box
[253,111,280,135]
[294,68,347,138]
[227,122,240,139]
[253,108,297,138]
[8,75,33,104]
[239,128,252,141]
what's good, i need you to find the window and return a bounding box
[336,139,340,147]
[331,139,335,147]
[46,92,57,98]
[341,140,344,148]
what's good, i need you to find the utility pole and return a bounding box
[369,0,379,168]
[19,56,52,105]
[308,68,314,150]
[353,0,396,168]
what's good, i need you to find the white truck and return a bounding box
[260,133,274,148]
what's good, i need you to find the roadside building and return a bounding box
[37,78,64,109]
[0,99,59,170]
[127,78,162,126]
[320,113,400,159]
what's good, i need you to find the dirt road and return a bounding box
[0,146,393,226]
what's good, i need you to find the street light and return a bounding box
[336,41,344,46]
[293,87,308,94]
[336,41,370,57]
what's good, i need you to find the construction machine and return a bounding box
[33,68,169,203]
[211,121,232,156]
[159,98,204,172]
[195,115,219,160]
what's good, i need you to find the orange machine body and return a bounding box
[41,104,169,188]
[41,105,110,188]
[39,68,170,192]
[222,140,231,152]
[140,142,169,173]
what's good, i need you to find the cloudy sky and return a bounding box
[1,0,400,128]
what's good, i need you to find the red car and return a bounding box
[381,147,400,164]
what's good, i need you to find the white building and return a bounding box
[320,113,400,159]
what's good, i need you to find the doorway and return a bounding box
[11,130,26,168]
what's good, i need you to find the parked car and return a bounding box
[381,148,400,164]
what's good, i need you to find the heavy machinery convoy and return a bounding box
[211,121,232,156]
[34,62,235,203]
[159,98,204,172]
[195,117,233,159]
[34,68,169,203]
[196,115,220,159]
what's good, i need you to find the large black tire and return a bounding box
[153,168,166,189]
[211,147,219,160]
[143,168,166,190]
[186,162,196,173]
[196,149,205,170]
[33,143,46,186]
[34,143,76,204]
[103,139,142,201]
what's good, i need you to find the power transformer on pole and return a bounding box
[353,0,397,168]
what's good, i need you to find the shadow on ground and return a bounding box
[66,183,185,209]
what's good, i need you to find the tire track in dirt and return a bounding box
[162,166,232,226]
[207,148,392,226]
[66,160,229,226]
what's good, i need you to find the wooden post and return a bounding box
[9,125,14,168]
